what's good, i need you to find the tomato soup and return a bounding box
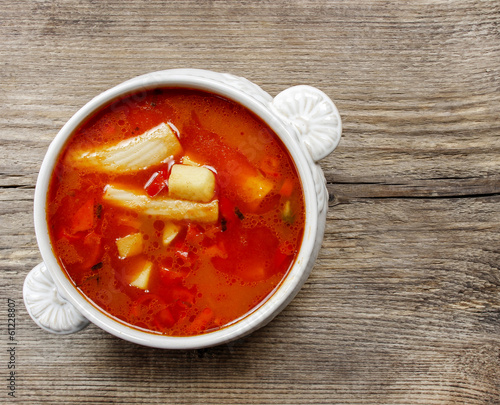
[47,88,305,336]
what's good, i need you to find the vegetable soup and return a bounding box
[47,88,305,336]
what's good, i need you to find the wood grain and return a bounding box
[1,0,500,404]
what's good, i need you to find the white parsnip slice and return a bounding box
[103,185,219,224]
[68,123,182,172]
[168,164,216,203]
[144,199,219,223]
[104,185,150,209]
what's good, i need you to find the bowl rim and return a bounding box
[34,69,319,349]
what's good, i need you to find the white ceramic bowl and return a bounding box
[23,69,342,349]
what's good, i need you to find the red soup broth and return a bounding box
[47,88,305,336]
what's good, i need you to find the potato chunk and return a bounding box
[68,122,182,172]
[116,233,143,258]
[130,261,152,290]
[239,173,274,205]
[163,222,181,246]
[168,164,216,203]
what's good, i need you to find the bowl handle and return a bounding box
[23,263,89,334]
[271,86,341,214]
[271,85,342,162]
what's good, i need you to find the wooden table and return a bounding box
[1,1,499,403]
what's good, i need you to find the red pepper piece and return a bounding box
[273,250,288,269]
[273,250,293,274]
[171,286,195,305]
[144,169,169,197]
[174,241,190,260]
[219,196,237,222]
[173,242,199,272]
[172,300,189,322]
[158,266,184,285]
[154,307,175,329]
[185,223,204,245]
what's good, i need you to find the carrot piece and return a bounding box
[189,308,214,334]
[279,178,294,197]
[205,242,228,259]
[245,265,267,281]
[80,231,102,269]
[260,156,281,178]
[71,199,95,233]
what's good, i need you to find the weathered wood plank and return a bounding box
[1,0,500,404]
